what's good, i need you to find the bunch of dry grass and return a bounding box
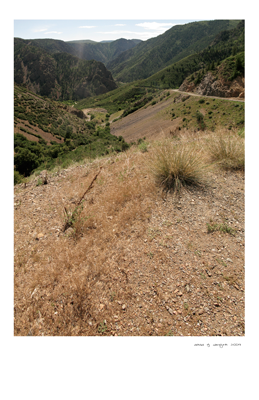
[148,139,208,192]
[206,131,244,171]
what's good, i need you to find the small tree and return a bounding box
[14,148,39,176]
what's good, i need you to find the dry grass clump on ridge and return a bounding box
[206,130,244,171]
[148,139,209,192]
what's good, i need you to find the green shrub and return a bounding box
[207,222,236,235]
[138,142,148,153]
[14,170,23,185]
[196,111,206,131]
[14,148,39,176]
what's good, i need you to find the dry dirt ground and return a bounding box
[14,135,244,336]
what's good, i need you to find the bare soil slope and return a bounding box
[110,95,177,142]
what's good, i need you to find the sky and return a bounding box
[14,19,202,42]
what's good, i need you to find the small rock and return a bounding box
[36,233,44,240]
[226,258,233,263]
[122,304,126,310]
[100,304,104,310]
[166,306,173,315]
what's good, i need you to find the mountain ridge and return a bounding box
[14,37,142,66]
[106,20,242,82]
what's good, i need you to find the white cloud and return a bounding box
[33,28,48,32]
[100,30,134,35]
[136,22,175,31]
[99,30,158,40]
[79,26,96,29]
[44,31,62,35]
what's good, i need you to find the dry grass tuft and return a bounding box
[206,131,244,171]
[148,139,209,192]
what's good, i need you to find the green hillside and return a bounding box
[106,20,242,82]
[14,84,130,181]
[14,38,117,100]
[140,21,244,89]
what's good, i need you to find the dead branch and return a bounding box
[63,167,102,231]
[76,167,102,206]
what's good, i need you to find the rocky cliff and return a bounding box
[179,72,244,99]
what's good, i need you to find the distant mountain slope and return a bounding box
[15,37,142,65]
[106,20,242,82]
[75,22,244,115]
[14,38,117,100]
[140,21,244,90]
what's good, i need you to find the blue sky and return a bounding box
[14,19,201,42]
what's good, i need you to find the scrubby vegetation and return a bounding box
[14,85,130,181]
[168,93,244,132]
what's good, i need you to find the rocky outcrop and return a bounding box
[179,72,245,98]
[68,108,87,119]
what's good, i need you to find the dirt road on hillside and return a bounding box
[170,89,245,102]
